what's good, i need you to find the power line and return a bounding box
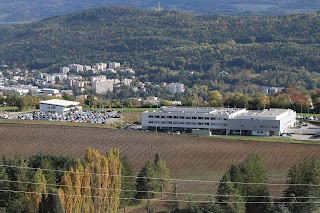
[0,164,314,187]
[0,179,319,200]
[0,189,319,204]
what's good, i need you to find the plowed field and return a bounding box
[1,123,320,198]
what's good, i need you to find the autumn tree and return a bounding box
[26,169,47,212]
[208,90,223,107]
[58,148,121,213]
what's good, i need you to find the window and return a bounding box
[167,116,172,119]
[173,116,178,119]
[205,117,209,120]
[211,118,216,120]
[192,117,197,119]
[186,117,191,119]
[161,116,165,118]
[198,117,203,120]
[205,123,209,125]
[179,122,184,124]
[149,115,154,118]
[179,116,185,119]
[149,121,154,123]
[161,121,166,124]
[241,125,244,127]
[198,123,203,125]
[155,116,160,118]
[168,122,172,124]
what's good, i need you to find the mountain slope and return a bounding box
[1,7,320,89]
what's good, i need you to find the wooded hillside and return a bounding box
[1,7,320,89]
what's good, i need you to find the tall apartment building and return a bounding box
[94,63,107,71]
[68,64,84,72]
[90,75,107,83]
[92,80,114,94]
[169,83,185,94]
[60,67,70,74]
[108,62,121,69]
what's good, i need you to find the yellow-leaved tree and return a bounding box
[26,168,47,212]
[58,148,121,213]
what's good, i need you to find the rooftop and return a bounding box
[237,108,294,118]
[39,99,80,107]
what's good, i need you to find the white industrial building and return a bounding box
[142,107,296,136]
[39,99,82,114]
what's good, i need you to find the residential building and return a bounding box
[68,64,84,72]
[261,86,285,95]
[108,62,120,69]
[94,63,107,71]
[142,107,296,136]
[39,99,82,114]
[169,83,185,94]
[40,88,60,95]
[90,75,106,83]
[121,78,132,86]
[92,80,114,94]
[60,67,70,74]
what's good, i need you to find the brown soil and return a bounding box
[1,123,320,203]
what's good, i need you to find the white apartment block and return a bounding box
[60,67,70,74]
[169,83,185,94]
[121,78,132,86]
[108,62,121,69]
[92,80,114,94]
[94,63,107,71]
[142,107,296,136]
[46,73,67,83]
[68,64,84,72]
[90,75,107,83]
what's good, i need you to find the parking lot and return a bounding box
[4,110,122,124]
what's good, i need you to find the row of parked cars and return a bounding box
[12,110,121,124]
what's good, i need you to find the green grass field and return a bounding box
[297,113,320,117]
[0,106,19,112]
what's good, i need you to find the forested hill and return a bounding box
[1,7,320,89]
[1,0,320,23]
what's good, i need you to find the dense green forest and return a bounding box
[2,7,320,90]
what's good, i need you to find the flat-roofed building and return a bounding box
[142,107,296,136]
[227,108,296,136]
[39,99,82,114]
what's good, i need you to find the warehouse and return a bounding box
[39,99,82,114]
[141,107,296,136]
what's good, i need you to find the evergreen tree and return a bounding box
[217,173,246,213]
[120,156,137,210]
[38,188,65,213]
[136,154,171,199]
[136,161,156,199]
[0,158,9,207]
[285,160,320,213]
[240,155,271,213]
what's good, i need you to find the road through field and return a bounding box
[1,123,320,197]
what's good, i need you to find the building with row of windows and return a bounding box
[39,99,82,114]
[141,107,296,136]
